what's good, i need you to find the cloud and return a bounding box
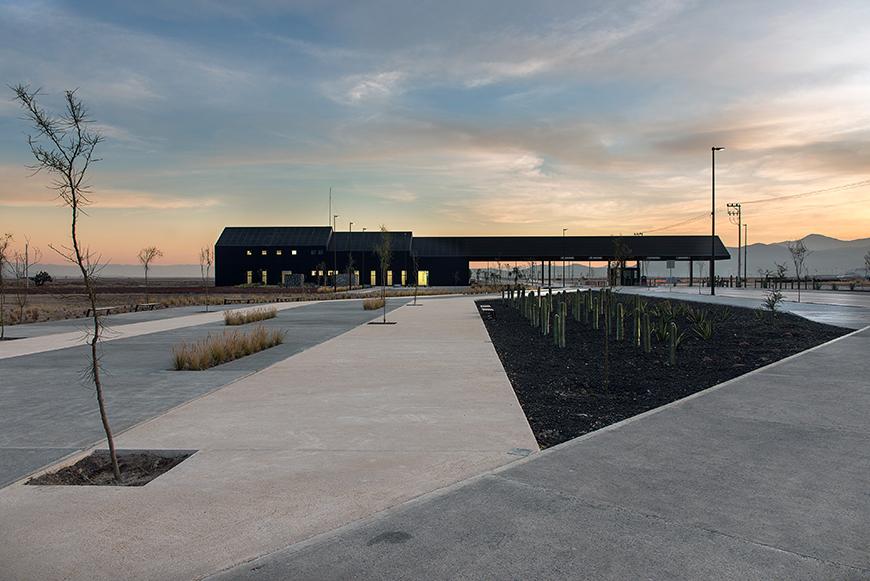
[375,190,418,203]
[0,165,220,210]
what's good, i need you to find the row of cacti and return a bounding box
[502,288,711,364]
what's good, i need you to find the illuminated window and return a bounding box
[401,270,407,286]
[417,270,429,287]
[370,271,376,286]
[246,250,252,256]
[311,270,317,277]
[387,271,393,286]
[291,249,297,255]
[261,270,268,284]
[246,271,253,284]
[276,249,282,256]
[261,250,267,256]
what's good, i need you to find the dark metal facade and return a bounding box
[215,227,729,287]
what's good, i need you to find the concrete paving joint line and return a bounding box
[6,302,411,488]
[203,322,869,580]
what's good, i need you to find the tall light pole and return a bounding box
[562,228,567,287]
[743,223,748,285]
[361,227,367,286]
[634,232,643,283]
[727,202,741,287]
[711,146,725,295]
[348,221,354,289]
[333,214,339,292]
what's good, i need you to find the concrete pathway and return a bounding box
[617,286,870,329]
[0,296,537,581]
[0,299,406,488]
[0,301,309,360]
[212,324,870,580]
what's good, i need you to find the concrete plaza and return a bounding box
[1,290,867,580]
[0,296,536,580]
[215,310,870,580]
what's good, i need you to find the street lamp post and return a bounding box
[333,214,339,292]
[361,227,367,287]
[743,223,748,285]
[348,221,354,289]
[562,228,567,287]
[711,147,725,295]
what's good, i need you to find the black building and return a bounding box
[215,226,729,287]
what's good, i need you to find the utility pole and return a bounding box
[333,214,338,292]
[727,202,742,287]
[711,146,725,295]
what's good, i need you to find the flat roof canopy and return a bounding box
[412,235,730,261]
[216,228,729,261]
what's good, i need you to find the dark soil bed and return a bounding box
[479,293,848,448]
[27,450,194,486]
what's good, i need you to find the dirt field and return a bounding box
[0,277,503,326]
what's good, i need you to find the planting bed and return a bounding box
[479,293,848,448]
[27,450,194,486]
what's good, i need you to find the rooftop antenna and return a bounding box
[328,187,332,228]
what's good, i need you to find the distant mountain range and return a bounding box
[30,234,870,281]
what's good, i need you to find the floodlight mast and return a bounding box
[711,147,725,295]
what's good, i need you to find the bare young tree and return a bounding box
[0,233,12,339]
[375,225,392,323]
[774,262,788,279]
[13,85,122,483]
[786,239,810,302]
[12,237,42,324]
[138,246,163,303]
[199,246,213,312]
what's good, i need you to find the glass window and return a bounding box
[401,270,407,286]
[261,270,268,284]
[291,249,297,255]
[417,270,429,287]
[387,271,393,286]
[246,271,253,284]
[276,249,282,256]
[261,250,267,256]
[246,250,252,256]
[370,270,376,286]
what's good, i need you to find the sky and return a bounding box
[1,0,869,264]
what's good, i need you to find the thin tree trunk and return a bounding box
[71,186,121,484]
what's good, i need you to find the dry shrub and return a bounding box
[172,325,285,370]
[363,297,385,310]
[224,306,278,326]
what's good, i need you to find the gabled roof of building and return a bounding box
[329,230,413,253]
[411,235,729,260]
[216,226,333,247]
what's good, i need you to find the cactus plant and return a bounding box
[616,303,624,341]
[643,312,651,353]
[592,296,600,330]
[634,307,641,346]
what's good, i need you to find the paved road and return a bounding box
[0,298,407,488]
[211,324,870,579]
